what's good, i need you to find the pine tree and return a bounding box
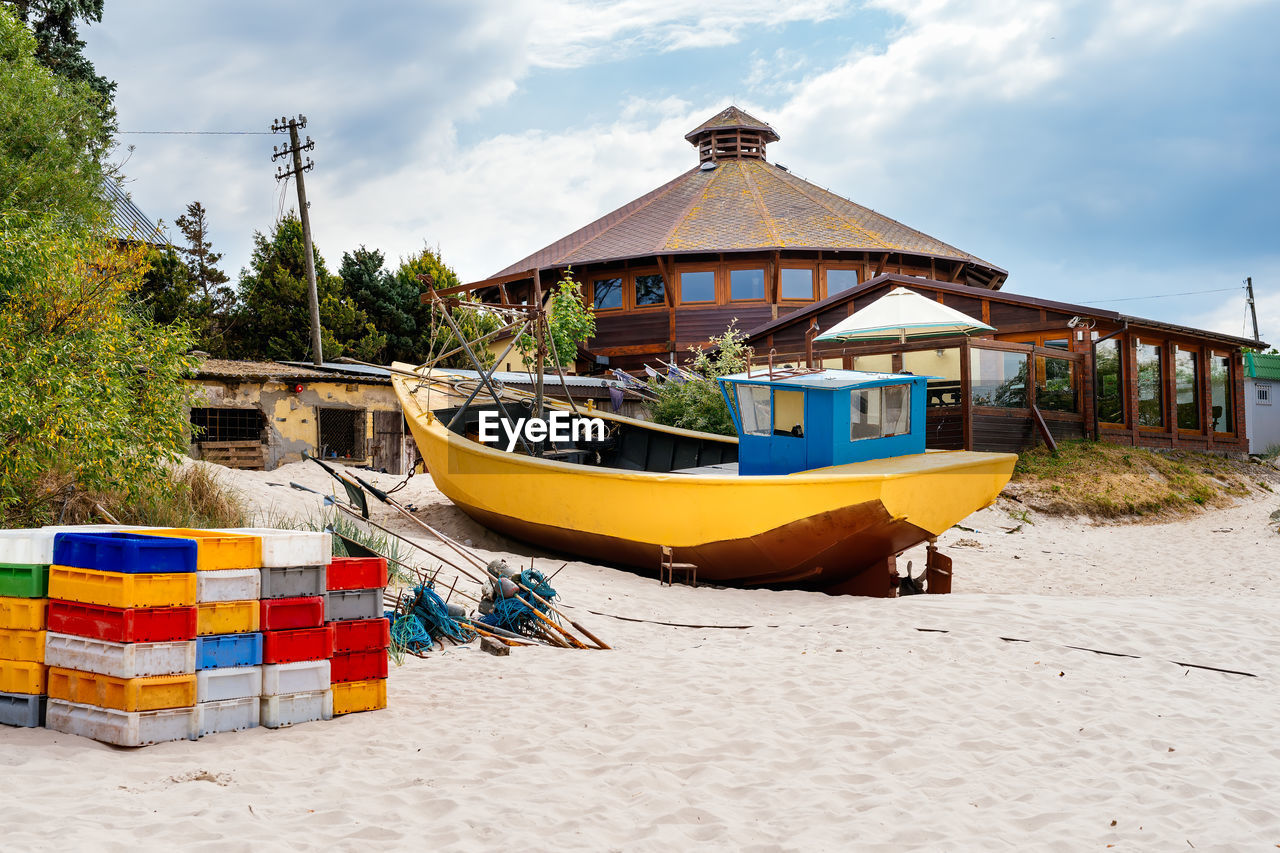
[173,200,238,353]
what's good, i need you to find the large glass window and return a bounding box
[730,268,765,301]
[1036,356,1078,413]
[1209,353,1233,433]
[592,277,622,310]
[1095,338,1124,424]
[970,349,1028,408]
[826,268,859,296]
[902,348,961,407]
[780,268,814,300]
[679,270,715,303]
[851,385,911,440]
[1175,347,1200,430]
[634,274,665,307]
[736,385,772,436]
[1136,342,1163,427]
[773,389,805,437]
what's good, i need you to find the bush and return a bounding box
[645,324,749,436]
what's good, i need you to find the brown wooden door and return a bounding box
[371,410,404,474]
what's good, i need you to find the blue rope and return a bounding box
[391,583,475,651]
[478,570,558,636]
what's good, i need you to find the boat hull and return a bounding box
[393,372,1016,594]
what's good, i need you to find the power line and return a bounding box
[118,130,273,135]
[1089,286,1242,304]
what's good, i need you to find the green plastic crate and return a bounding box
[0,564,49,598]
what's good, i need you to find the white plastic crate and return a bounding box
[0,529,56,565]
[44,633,196,678]
[196,568,261,603]
[196,665,262,702]
[46,698,195,746]
[194,696,259,737]
[260,689,332,729]
[220,528,331,568]
[261,660,330,697]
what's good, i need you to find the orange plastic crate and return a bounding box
[331,678,386,715]
[196,600,260,636]
[0,660,47,695]
[137,529,262,572]
[0,628,46,663]
[49,566,196,609]
[0,595,47,631]
[46,667,196,712]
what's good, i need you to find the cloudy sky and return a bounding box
[85,0,1279,341]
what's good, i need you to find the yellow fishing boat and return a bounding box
[392,362,1015,595]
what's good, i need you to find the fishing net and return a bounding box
[390,583,475,658]
[478,569,558,637]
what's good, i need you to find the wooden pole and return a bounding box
[272,116,323,366]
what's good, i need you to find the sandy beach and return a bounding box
[3,461,1279,851]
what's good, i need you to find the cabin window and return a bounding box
[1036,356,1078,413]
[318,408,365,460]
[1210,353,1233,433]
[773,389,805,437]
[902,348,961,407]
[780,268,814,301]
[1136,342,1164,427]
[826,267,859,297]
[592,277,623,310]
[729,268,765,301]
[1175,347,1200,430]
[634,274,665,307]
[736,385,773,436]
[680,270,715,304]
[851,385,911,441]
[1095,338,1124,424]
[969,349,1027,408]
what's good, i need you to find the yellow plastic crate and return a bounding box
[0,628,46,662]
[0,660,47,695]
[137,529,262,572]
[331,678,387,716]
[48,566,196,609]
[0,595,47,631]
[196,600,260,636]
[47,667,196,712]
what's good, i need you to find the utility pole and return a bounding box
[271,115,323,366]
[1245,276,1260,343]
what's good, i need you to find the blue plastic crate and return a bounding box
[196,632,263,670]
[0,690,46,728]
[53,532,197,574]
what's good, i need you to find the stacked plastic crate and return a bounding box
[42,532,200,747]
[325,556,390,716]
[237,529,335,728]
[0,530,53,729]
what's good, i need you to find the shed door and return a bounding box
[371,410,405,474]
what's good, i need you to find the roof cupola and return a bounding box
[685,105,780,163]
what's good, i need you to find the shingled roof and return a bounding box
[493,108,1004,284]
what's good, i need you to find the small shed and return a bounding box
[1244,352,1280,454]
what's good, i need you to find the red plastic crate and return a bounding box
[325,557,388,591]
[47,600,197,643]
[329,649,389,684]
[262,625,334,664]
[259,596,325,631]
[330,617,390,654]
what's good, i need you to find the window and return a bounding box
[1175,347,1200,430]
[1136,342,1163,427]
[780,268,814,300]
[851,385,911,441]
[1036,356,1078,413]
[1095,338,1124,424]
[736,385,772,436]
[592,277,623,310]
[826,267,859,297]
[190,408,266,442]
[680,270,715,303]
[634,273,665,307]
[1257,383,1272,405]
[730,268,765,301]
[773,389,804,437]
[970,349,1027,408]
[1043,338,1070,350]
[318,408,365,460]
[1210,353,1233,432]
[902,348,961,407]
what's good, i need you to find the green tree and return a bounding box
[0,6,110,228]
[236,212,385,361]
[516,268,596,369]
[646,323,750,436]
[175,200,238,352]
[340,246,419,362]
[2,0,115,142]
[390,245,504,370]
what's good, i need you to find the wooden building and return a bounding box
[465,106,1262,452]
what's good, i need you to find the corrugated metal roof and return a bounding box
[430,367,623,388]
[104,181,166,246]
[1246,351,1280,380]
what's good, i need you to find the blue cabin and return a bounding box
[717,369,929,475]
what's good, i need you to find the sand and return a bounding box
[3,461,1279,851]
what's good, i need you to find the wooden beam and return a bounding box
[874,253,890,277]
[421,268,538,304]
